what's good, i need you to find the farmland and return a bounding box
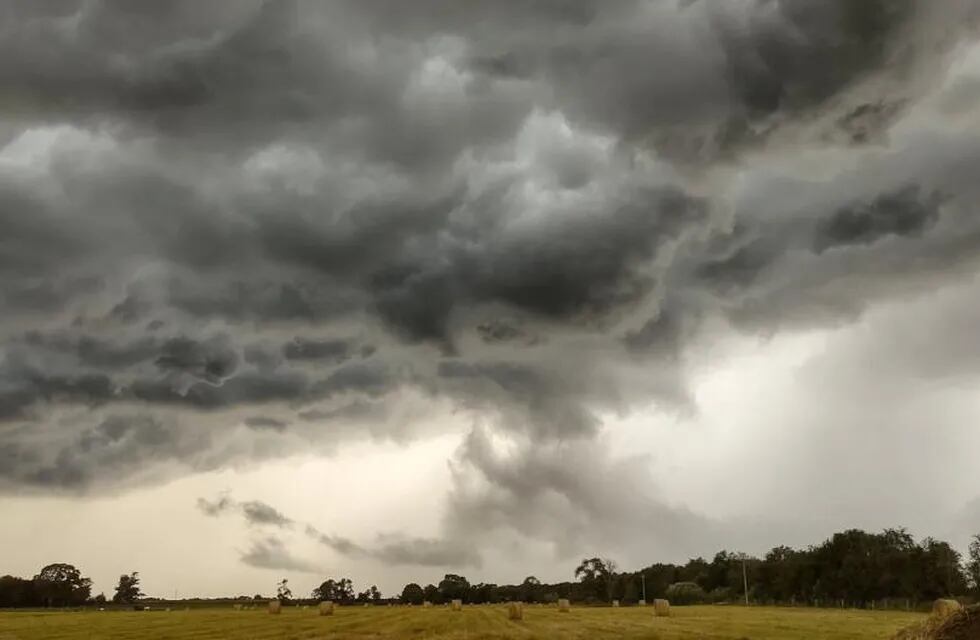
[0,605,925,640]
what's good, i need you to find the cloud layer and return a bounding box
[3,0,980,568]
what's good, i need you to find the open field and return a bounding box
[0,605,925,640]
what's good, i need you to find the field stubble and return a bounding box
[0,604,925,640]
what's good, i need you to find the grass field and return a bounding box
[0,605,925,640]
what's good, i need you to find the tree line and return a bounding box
[0,565,143,608]
[3,529,979,608]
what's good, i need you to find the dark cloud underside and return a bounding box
[2,0,980,564]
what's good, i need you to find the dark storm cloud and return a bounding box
[373,537,482,569]
[0,414,204,491]
[197,496,293,529]
[241,500,293,528]
[281,338,353,362]
[201,496,481,568]
[243,416,288,432]
[155,336,240,384]
[2,0,980,563]
[814,185,944,252]
[308,524,483,568]
[240,536,320,573]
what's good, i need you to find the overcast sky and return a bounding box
[3,0,980,600]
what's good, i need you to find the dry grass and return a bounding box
[892,604,978,640]
[0,604,925,640]
[931,600,962,619]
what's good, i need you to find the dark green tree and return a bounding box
[437,574,470,603]
[312,577,354,603]
[967,534,980,595]
[276,578,292,603]
[520,576,541,603]
[574,558,614,602]
[666,581,706,605]
[422,583,440,604]
[33,563,92,607]
[112,572,143,604]
[401,583,424,604]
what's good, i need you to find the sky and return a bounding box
[2,0,980,600]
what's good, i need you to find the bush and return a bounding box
[665,582,707,605]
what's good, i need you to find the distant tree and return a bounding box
[93,593,107,605]
[574,558,614,602]
[276,579,292,603]
[422,583,440,604]
[253,594,263,601]
[968,534,980,595]
[666,582,707,605]
[112,572,144,604]
[33,563,92,607]
[401,583,424,605]
[312,577,354,603]
[0,575,37,608]
[470,582,499,604]
[520,576,541,603]
[437,574,470,603]
[369,585,381,602]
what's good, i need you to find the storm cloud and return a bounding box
[3,0,980,573]
[200,495,481,568]
[240,536,320,574]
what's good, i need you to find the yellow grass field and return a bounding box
[0,604,925,640]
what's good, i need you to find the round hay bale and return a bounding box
[558,598,570,612]
[318,601,335,616]
[268,600,282,615]
[933,600,963,619]
[892,604,979,640]
[638,599,646,606]
[612,600,619,607]
[451,599,463,612]
[653,599,671,617]
[508,602,524,621]
[423,601,432,608]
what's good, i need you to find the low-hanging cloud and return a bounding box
[200,494,482,568]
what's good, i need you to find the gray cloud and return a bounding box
[200,495,481,568]
[240,536,320,573]
[305,524,481,569]
[197,496,293,529]
[2,0,980,572]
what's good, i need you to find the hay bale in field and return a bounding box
[268,600,282,615]
[933,600,963,619]
[638,599,646,606]
[423,600,432,608]
[653,599,671,617]
[508,602,524,620]
[451,599,463,611]
[891,604,979,640]
[319,601,335,616]
[233,604,242,610]
[558,598,570,612]
[612,600,619,607]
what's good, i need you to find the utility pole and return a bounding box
[641,574,646,603]
[742,558,749,606]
